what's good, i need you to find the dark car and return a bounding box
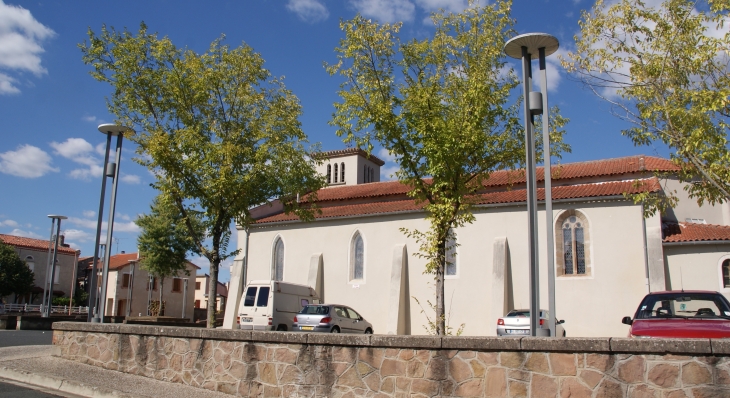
[292,304,373,334]
[622,290,730,338]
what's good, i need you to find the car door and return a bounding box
[345,307,365,333]
[333,306,351,333]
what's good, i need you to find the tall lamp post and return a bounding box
[42,215,66,318]
[504,33,559,337]
[88,123,134,323]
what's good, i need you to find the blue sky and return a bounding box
[0,0,672,282]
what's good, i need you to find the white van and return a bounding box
[237,280,319,331]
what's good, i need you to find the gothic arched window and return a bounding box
[350,231,364,282]
[272,237,285,281]
[555,210,591,276]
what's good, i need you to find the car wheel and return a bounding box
[276,324,288,331]
[364,328,373,334]
[331,327,340,333]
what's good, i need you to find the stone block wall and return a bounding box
[52,322,730,397]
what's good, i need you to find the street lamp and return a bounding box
[88,123,135,323]
[504,33,559,337]
[42,215,66,318]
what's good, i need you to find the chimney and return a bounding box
[59,235,70,248]
[639,156,646,171]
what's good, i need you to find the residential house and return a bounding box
[224,151,730,337]
[0,234,79,304]
[92,252,198,319]
[194,274,228,311]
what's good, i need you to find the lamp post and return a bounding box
[42,215,66,318]
[88,123,134,323]
[504,33,559,337]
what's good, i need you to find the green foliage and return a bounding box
[137,195,200,280]
[53,296,72,306]
[80,23,325,327]
[563,0,730,214]
[328,0,569,334]
[74,289,89,306]
[0,240,34,298]
[413,294,465,336]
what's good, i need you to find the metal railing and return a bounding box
[3,303,89,314]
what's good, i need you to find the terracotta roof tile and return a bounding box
[301,155,677,203]
[86,252,201,271]
[256,178,661,224]
[663,223,730,243]
[0,234,77,255]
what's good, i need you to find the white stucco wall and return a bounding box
[664,244,730,303]
[241,198,654,337]
[663,179,726,225]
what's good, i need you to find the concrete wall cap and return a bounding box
[52,322,120,334]
[441,336,521,351]
[610,337,712,355]
[371,335,441,349]
[521,337,611,353]
[710,338,730,354]
[250,330,308,344]
[306,333,371,346]
[200,328,251,341]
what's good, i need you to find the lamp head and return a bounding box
[504,33,559,59]
[98,124,135,136]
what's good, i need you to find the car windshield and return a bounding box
[635,293,730,319]
[506,310,530,317]
[299,305,329,315]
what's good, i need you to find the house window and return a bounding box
[723,259,730,288]
[370,167,374,183]
[341,162,345,182]
[555,210,592,277]
[194,300,201,308]
[273,237,284,281]
[54,266,60,284]
[334,163,339,183]
[172,278,182,292]
[350,231,364,282]
[326,164,331,184]
[25,256,34,272]
[148,276,158,290]
[445,230,457,277]
[195,281,201,290]
[122,273,130,288]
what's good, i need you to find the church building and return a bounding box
[224,148,730,337]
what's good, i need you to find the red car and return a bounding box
[622,290,730,338]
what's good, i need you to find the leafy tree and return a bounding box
[0,240,34,300]
[327,1,569,335]
[81,23,324,327]
[136,195,202,313]
[562,0,730,214]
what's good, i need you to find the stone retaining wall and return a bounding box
[52,322,730,397]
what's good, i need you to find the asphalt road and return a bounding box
[0,330,53,348]
[0,378,84,397]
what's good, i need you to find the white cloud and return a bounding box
[94,143,107,156]
[0,144,57,178]
[377,148,400,181]
[0,219,18,227]
[0,72,18,94]
[350,0,415,23]
[8,228,42,239]
[61,228,93,243]
[118,214,131,221]
[287,0,329,23]
[415,0,486,14]
[66,216,139,234]
[82,210,95,218]
[0,0,55,94]
[50,138,105,180]
[121,173,141,184]
[111,221,140,233]
[82,115,98,123]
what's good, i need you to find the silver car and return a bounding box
[497,309,566,337]
[292,304,374,334]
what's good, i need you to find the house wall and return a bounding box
[662,178,727,225]
[194,275,226,310]
[664,243,730,302]
[104,263,196,320]
[316,154,381,186]
[3,247,77,304]
[242,198,655,338]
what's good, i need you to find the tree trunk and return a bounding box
[436,241,446,335]
[207,260,219,328]
[159,277,164,316]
